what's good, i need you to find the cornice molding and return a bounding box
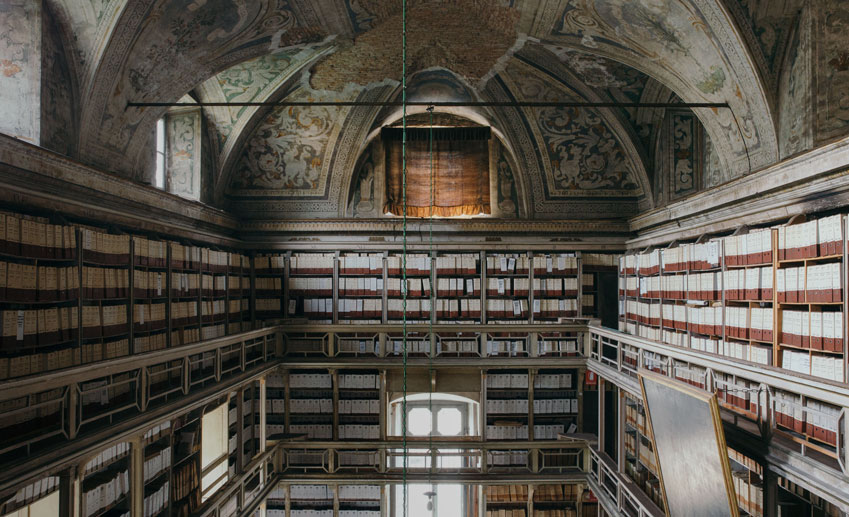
[0,135,240,244]
[629,136,849,248]
[241,218,629,235]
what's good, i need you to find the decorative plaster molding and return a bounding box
[629,135,849,247]
[0,135,238,239]
[240,218,629,235]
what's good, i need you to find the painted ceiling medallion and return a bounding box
[310,0,520,91]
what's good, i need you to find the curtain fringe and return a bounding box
[383,203,491,217]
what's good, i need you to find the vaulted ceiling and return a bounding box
[32,0,832,221]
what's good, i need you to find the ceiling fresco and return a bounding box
[21,0,843,220]
[310,0,520,91]
[499,57,645,197]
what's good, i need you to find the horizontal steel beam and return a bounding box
[129,100,729,109]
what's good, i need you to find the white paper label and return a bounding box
[16,310,24,341]
[288,299,296,315]
[508,258,516,271]
[546,256,553,273]
[533,299,541,314]
[512,300,521,316]
[466,279,474,293]
[500,258,507,272]
[497,278,505,295]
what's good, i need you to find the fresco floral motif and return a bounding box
[506,61,640,196]
[778,10,812,159]
[79,0,325,177]
[232,88,341,193]
[731,0,803,85]
[41,8,75,156]
[702,133,728,188]
[344,0,377,32]
[311,0,519,91]
[670,112,699,198]
[166,110,202,200]
[200,47,310,153]
[543,44,653,149]
[0,1,40,143]
[496,144,519,217]
[351,146,376,217]
[552,0,777,176]
[816,0,849,140]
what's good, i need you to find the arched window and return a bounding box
[153,96,203,200]
[388,393,478,517]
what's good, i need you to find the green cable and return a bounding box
[401,0,408,515]
[428,106,434,484]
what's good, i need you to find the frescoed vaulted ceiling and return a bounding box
[16,0,845,221]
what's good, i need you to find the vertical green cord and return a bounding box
[401,0,408,515]
[428,106,434,486]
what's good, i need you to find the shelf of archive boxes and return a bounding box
[261,479,598,517]
[0,380,278,517]
[480,367,585,443]
[268,439,590,477]
[277,323,588,361]
[586,446,664,517]
[481,482,588,517]
[587,324,849,512]
[773,214,847,384]
[276,250,588,327]
[619,216,848,384]
[269,365,583,444]
[0,326,280,498]
[616,217,849,467]
[5,325,849,505]
[618,236,726,357]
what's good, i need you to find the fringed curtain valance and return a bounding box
[383,127,491,217]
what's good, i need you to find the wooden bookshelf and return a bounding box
[622,392,662,510]
[618,213,848,385]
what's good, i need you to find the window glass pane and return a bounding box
[437,407,462,436]
[201,402,228,500]
[155,118,165,188]
[202,403,227,468]
[2,490,60,517]
[408,407,432,436]
[437,484,463,517]
[394,484,433,517]
[437,448,462,469]
[201,460,227,501]
[29,491,59,517]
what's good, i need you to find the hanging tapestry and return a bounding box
[383,127,491,217]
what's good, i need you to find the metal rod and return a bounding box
[127,100,730,109]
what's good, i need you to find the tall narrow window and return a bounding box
[1,489,59,517]
[155,118,166,189]
[200,402,228,502]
